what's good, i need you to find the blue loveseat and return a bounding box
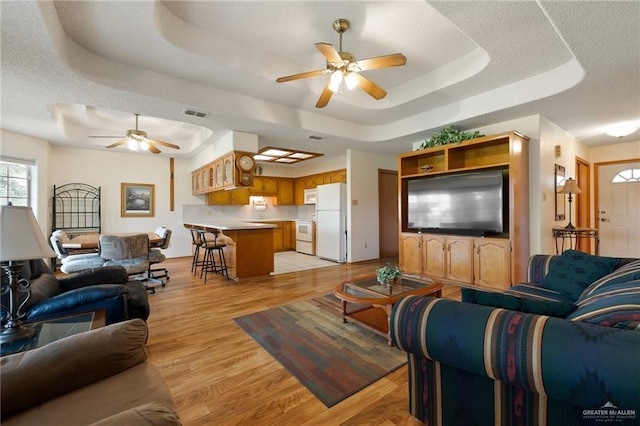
[390,251,640,425]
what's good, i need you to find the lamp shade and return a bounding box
[0,205,55,262]
[558,178,581,195]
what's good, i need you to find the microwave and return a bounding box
[303,188,317,204]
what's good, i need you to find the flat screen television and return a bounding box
[407,170,507,236]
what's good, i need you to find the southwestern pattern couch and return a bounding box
[390,250,640,425]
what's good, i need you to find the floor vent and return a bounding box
[182,109,209,119]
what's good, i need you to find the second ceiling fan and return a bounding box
[276,19,407,108]
[89,113,180,154]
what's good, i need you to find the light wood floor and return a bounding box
[146,256,461,425]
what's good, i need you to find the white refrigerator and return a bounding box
[315,182,347,263]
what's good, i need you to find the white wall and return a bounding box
[589,140,640,162]
[48,146,193,258]
[347,149,398,262]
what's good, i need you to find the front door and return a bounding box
[596,161,640,257]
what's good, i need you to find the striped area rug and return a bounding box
[233,294,407,407]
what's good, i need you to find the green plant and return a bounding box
[376,264,402,285]
[417,126,483,150]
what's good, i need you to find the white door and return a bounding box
[597,162,640,257]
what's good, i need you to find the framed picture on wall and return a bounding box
[121,183,154,217]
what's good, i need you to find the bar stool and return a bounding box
[190,228,205,276]
[200,230,229,283]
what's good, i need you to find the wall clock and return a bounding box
[236,154,255,186]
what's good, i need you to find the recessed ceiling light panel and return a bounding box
[254,146,323,165]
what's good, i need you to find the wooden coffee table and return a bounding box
[333,276,442,346]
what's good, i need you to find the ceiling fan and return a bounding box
[89,113,180,154]
[276,19,407,108]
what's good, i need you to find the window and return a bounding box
[0,160,31,206]
[612,168,640,183]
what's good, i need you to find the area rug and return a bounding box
[233,294,407,407]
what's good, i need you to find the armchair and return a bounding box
[0,259,149,325]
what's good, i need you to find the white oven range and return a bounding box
[295,219,314,255]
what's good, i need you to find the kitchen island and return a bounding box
[184,221,276,280]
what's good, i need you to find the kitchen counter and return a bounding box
[184,220,277,230]
[184,221,275,280]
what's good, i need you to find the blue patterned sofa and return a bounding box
[390,250,640,425]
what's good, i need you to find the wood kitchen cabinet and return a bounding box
[284,221,295,249]
[206,188,250,205]
[264,221,296,252]
[277,179,294,205]
[223,154,235,188]
[252,176,278,194]
[293,177,305,205]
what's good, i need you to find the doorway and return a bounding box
[595,160,640,258]
[378,169,398,258]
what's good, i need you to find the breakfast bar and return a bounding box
[184,221,276,280]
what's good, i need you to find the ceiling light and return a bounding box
[329,71,343,93]
[128,139,138,151]
[139,140,149,151]
[261,149,292,157]
[344,72,358,90]
[605,122,638,138]
[289,153,313,159]
[254,155,274,161]
[255,146,323,165]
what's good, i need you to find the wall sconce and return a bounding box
[554,145,562,158]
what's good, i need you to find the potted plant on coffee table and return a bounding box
[376,264,402,287]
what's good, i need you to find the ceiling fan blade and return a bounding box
[276,69,327,83]
[105,140,128,149]
[315,83,333,108]
[357,53,407,71]
[147,142,161,154]
[353,73,387,100]
[315,43,342,64]
[149,139,180,150]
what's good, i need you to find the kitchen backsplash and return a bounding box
[184,202,315,222]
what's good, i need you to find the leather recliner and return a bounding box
[1,259,150,325]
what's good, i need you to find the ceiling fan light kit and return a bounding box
[276,18,406,108]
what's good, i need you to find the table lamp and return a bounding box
[558,178,581,230]
[1,205,56,343]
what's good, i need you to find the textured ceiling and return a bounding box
[1,1,638,161]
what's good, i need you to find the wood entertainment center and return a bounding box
[397,131,530,290]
